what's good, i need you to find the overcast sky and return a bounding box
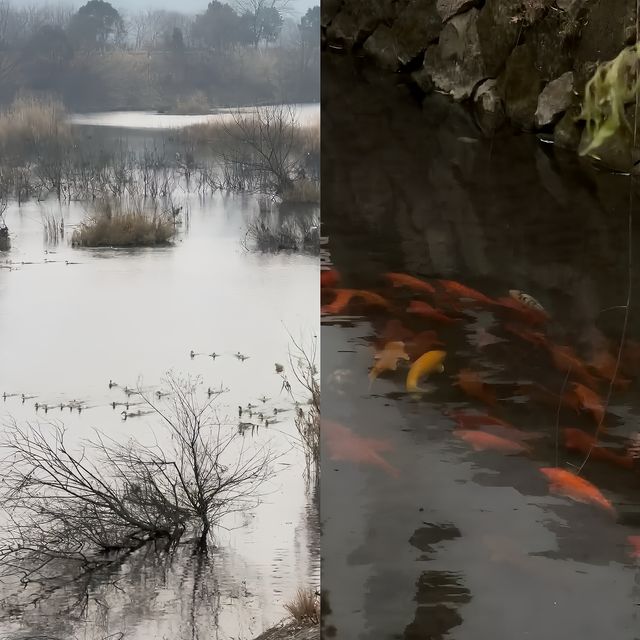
[9,0,317,17]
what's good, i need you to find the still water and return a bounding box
[0,113,319,639]
[69,103,320,129]
[321,53,640,639]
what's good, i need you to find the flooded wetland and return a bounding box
[321,53,640,639]
[0,103,320,639]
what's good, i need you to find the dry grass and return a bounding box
[71,199,175,247]
[284,588,320,626]
[0,95,71,153]
[245,214,319,254]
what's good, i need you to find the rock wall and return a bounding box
[322,0,638,165]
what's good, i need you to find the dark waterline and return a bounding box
[321,52,640,639]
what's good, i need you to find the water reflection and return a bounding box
[322,52,640,639]
[0,170,319,636]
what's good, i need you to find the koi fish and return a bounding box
[539,467,615,514]
[572,382,605,427]
[503,323,549,349]
[407,300,459,324]
[405,330,444,359]
[456,368,498,407]
[455,429,530,454]
[563,428,633,470]
[384,272,435,295]
[321,289,354,315]
[322,419,400,478]
[547,344,599,390]
[495,296,548,325]
[437,280,497,307]
[589,349,632,390]
[406,350,446,392]
[378,319,415,345]
[321,289,388,315]
[369,341,411,385]
[627,536,640,559]
[446,410,513,430]
[321,268,340,288]
[516,382,581,414]
[508,290,547,315]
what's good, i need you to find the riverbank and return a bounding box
[253,622,320,640]
[322,0,639,171]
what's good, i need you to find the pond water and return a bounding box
[69,103,320,130]
[0,117,320,638]
[321,53,640,639]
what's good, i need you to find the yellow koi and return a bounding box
[406,350,447,392]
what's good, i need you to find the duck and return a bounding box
[275,363,284,373]
[109,379,118,389]
[259,395,270,403]
[209,352,220,359]
[190,350,199,359]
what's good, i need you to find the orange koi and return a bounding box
[384,272,435,295]
[563,428,633,470]
[447,410,513,430]
[517,383,581,414]
[350,289,389,308]
[455,429,530,454]
[627,536,640,558]
[504,323,549,349]
[540,467,615,514]
[405,330,445,359]
[456,369,498,407]
[589,349,632,390]
[548,344,599,390]
[322,419,400,478]
[407,300,459,324]
[321,268,340,288]
[369,341,411,385]
[378,319,415,345]
[495,296,548,325]
[321,289,354,315]
[572,382,606,427]
[437,280,497,307]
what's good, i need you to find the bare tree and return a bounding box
[0,373,275,592]
[220,105,301,195]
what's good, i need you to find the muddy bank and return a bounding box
[322,0,639,169]
[253,622,320,640]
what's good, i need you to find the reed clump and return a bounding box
[284,588,320,626]
[72,198,174,247]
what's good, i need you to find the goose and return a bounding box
[108,379,118,389]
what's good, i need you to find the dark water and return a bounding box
[321,52,640,639]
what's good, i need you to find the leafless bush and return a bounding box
[0,373,275,592]
[278,335,319,484]
[245,213,319,253]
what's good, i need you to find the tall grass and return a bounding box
[0,95,71,154]
[284,588,320,626]
[72,198,175,247]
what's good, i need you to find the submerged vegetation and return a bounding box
[579,43,640,162]
[245,214,319,254]
[71,198,175,247]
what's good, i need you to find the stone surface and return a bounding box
[423,8,488,101]
[535,71,575,128]
[575,0,636,66]
[321,0,344,28]
[476,0,522,77]
[500,43,544,130]
[436,0,478,22]
[473,78,506,134]
[553,104,583,150]
[392,0,442,64]
[363,24,401,70]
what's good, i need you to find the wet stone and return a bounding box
[535,71,575,128]
[436,0,479,22]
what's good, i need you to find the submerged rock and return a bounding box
[535,71,575,128]
[423,8,488,101]
[473,78,506,134]
[554,104,583,151]
[436,0,479,22]
[363,25,400,70]
[501,43,544,130]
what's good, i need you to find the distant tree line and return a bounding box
[0,0,320,109]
